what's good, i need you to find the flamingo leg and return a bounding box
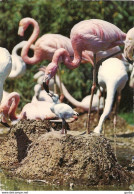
[97,87,102,122]
[87,53,97,134]
[113,92,121,157]
[61,118,67,134]
[57,65,64,102]
[54,75,57,94]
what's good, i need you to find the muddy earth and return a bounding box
[0,110,134,187]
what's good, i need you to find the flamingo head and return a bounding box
[124,27,134,61]
[42,62,58,92]
[18,17,32,36]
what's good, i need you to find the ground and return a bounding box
[0,110,133,187]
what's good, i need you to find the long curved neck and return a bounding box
[21,19,40,64]
[52,48,82,70]
[55,75,87,109]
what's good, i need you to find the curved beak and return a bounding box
[18,26,24,36]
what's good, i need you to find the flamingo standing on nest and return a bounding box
[43,19,127,133]
[49,93,79,134]
[0,92,77,127]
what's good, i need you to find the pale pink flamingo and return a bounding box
[43,19,126,133]
[0,92,77,126]
[18,17,74,64]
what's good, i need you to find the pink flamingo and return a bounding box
[43,19,126,133]
[18,17,74,65]
[0,92,77,126]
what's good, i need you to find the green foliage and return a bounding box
[119,112,134,125]
[0,0,134,110]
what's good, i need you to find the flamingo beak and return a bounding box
[18,26,24,36]
[43,82,49,93]
[43,74,51,93]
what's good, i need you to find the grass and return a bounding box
[119,112,134,125]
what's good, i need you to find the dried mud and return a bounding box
[0,111,133,187]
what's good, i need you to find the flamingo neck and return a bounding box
[52,48,81,70]
[21,19,40,64]
[55,75,88,111]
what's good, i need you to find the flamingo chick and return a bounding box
[94,58,128,134]
[49,93,79,134]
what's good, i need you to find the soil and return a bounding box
[0,110,133,187]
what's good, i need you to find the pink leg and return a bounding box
[87,54,97,134]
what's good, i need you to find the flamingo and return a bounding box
[0,91,56,123]
[0,91,77,126]
[0,92,20,123]
[0,47,12,126]
[43,19,126,133]
[0,48,12,101]
[124,27,134,62]
[9,41,35,79]
[49,93,79,134]
[93,58,128,134]
[18,17,74,65]
[36,68,104,111]
[31,84,53,103]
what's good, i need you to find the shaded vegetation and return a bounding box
[0,0,133,111]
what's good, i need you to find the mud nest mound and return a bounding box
[0,119,131,187]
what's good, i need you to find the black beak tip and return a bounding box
[43,82,49,93]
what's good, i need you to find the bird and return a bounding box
[18,17,74,65]
[9,41,35,79]
[37,67,104,111]
[49,93,79,134]
[43,19,126,133]
[18,17,75,96]
[31,84,53,103]
[0,91,57,123]
[0,92,20,124]
[93,57,128,134]
[0,48,12,102]
[0,47,12,126]
[124,27,134,62]
[129,64,134,88]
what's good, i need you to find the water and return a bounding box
[0,169,132,191]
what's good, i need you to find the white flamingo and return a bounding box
[0,47,12,102]
[94,58,128,134]
[8,41,35,79]
[0,47,12,126]
[33,69,104,111]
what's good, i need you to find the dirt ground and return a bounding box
[0,111,133,187]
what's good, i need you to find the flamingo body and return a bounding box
[94,58,128,134]
[0,48,12,102]
[18,17,74,65]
